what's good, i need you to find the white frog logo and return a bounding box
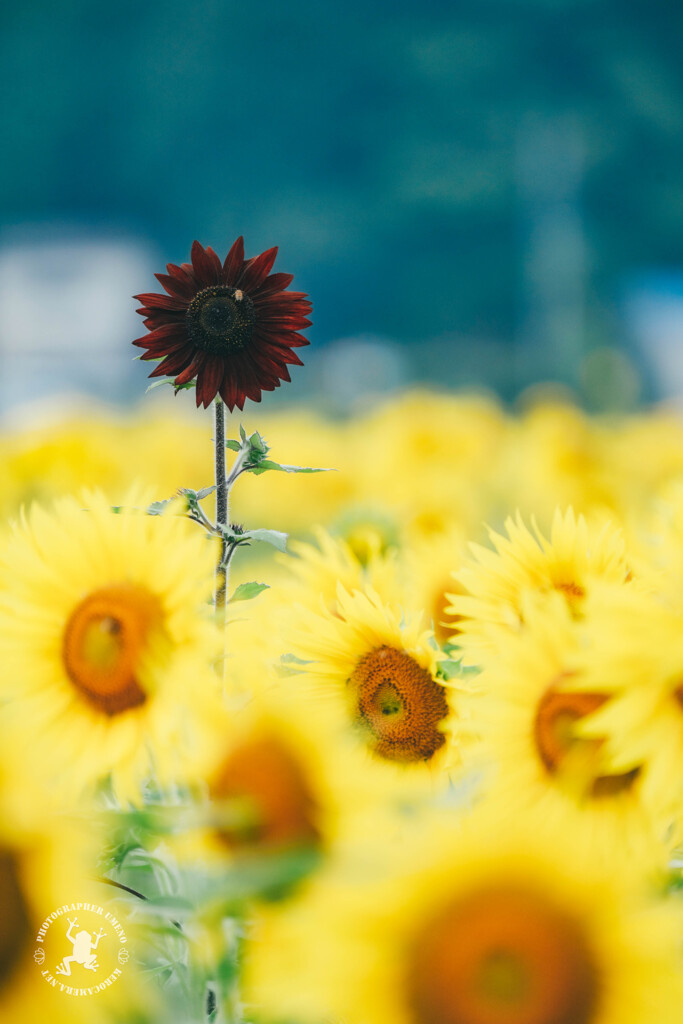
[55,917,107,976]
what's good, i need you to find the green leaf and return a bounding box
[140,895,196,919]
[247,430,269,454]
[276,653,314,677]
[147,498,175,516]
[145,377,196,394]
[220,526,249,545]
[249,460,333,475]
[145,378,172,393]
[437,657,481,681]
[239,423,247,442]
[195,484,216,500]
[281,652,313,665]
[242,528,288,552]
[228,582,270,604]
[225,439,241,452]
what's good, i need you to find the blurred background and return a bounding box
[2,0,683,414]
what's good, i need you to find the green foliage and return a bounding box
[226,427,331,477]
[276,652,314,676]
[220,525,288,553]
[145,378,196,394]
[241,528,288,551]
[228,581,270,604]
[437,655,480,682]
[147,497,175,516]
[248,459,332,475]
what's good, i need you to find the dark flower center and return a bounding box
[62,584,159,716]
[0,849,31,991]
[534,684,640,798]
[407,885,599,1024]
[350,645,449,763]
[186,286,256,355]
[211,732,321,853]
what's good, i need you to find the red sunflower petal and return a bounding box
[154,272,196,300]
[264,290,309,302]
[191,241,221,286]
[255,292,311,308]
[261,347,304,367]
[195,357,225,407]
[222,237,245,283]
[166,262,196,285]
[133,292,189,311]
[138,338,189,360]
[249,349,293,378]
[251,272,295,298]
[177,352,205,384]
[206,246,224,278]
[258,319,313,333]
[237,247,278,292]
[132,323,187,348]
[148,345,196,377]
[138,311,185,328]
[254,329,310,349]
[219,374,243,412]
[254,301,312,320]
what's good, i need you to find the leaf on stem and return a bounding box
[220,526,288,552]
[228,582,270,604]
[242,528,288,551]
[249,460,333,475]
[145,378,196,394]
[147,498,176,516]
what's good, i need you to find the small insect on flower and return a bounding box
[133,239,312,410]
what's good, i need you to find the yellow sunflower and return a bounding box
[400,525,471,648]
[0,808,153,1023]
[449,507,632,666]
[644,477,683,607]
[177,671,397,892]
[457,594,668,860]
[569,582,683,819]
[278,525,399,616]
[244,798,683,1024]
[289,583,460,783]
[0,489,220,802]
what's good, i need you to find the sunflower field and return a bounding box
[0,377,682,1024]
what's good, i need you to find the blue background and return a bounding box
[2,0,683,406]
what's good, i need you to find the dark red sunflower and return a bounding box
[132,239,312,410]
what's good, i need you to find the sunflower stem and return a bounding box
[214,400,229,616]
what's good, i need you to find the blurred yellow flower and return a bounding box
[572,583,683,820]
[0,490,220,801]
[458,594,668,860]
[244,801,683,1024]
[450,507,631,665]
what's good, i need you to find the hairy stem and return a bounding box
[214,399,229,614]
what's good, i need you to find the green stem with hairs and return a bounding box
[214,399,229,615]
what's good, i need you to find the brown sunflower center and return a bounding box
[534,686,638,797]
[211,733,321,852]
[186,285,256,355]
[407,885,599,1024]
[0,849,31,991]
[349,646,449,763]
[62,584,161,716]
